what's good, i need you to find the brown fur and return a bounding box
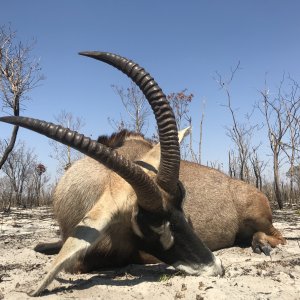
[180,161,286,251]
[97,129,150,149]
[48,136,285,269]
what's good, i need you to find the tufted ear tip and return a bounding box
[178,127,191,144]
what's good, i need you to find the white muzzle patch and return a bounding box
[173,256,224,276]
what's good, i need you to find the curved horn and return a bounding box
[78,52,180,195]
[0,116,163,212]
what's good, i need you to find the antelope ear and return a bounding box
[178,126,191,144]
[139,127,191,171]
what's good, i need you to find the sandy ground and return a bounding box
[0,207,299,300]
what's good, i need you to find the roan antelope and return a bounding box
[0,52,285,296]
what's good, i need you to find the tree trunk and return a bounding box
[0,125,19,169]
[273,154,283,209]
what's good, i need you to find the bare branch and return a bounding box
[111,82,150,134]
[258,75,300,208]
[0,25,44,169]
[216,61,256,182]
[48,110,85,173]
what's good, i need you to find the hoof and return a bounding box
[252,243,272,256]
[28,290,38,297]
[27,288,46,297]
[260,244,272,256]
[253,245,262,254]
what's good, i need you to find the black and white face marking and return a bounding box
[131,206,174,250]
[132,205,224,277]
[149,221,174,250]
[131,182,185,250]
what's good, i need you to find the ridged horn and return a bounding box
[0,116,163,212]
[78,52,180,195]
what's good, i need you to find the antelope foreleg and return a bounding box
[34,240,63,255]
[29,205,112,297]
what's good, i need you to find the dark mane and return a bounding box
[97,129,148,149]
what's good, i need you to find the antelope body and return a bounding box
[0,52,285,297]
[53,133,285,261]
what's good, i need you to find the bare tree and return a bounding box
[0,175,13,212]
[281,77,300,206]
[183,98,206,164]
[288,165,300,197]
[0,141,50,211]
[259,75,300,208]
[0,25,44,169]
[0,140,38,209]
[110,82,151,133]
[215,62,257,182]
[49,110,85,172]
[249,145,268,190]
[228,150,238,178]
[207,160,224,171]
[197,99,206,164]
[25,163,50,207]
[167,89,195,160]
[167,89,193,130]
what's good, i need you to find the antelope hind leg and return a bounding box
[252,225,286,256]
[29,202,113,297]
[252,232,273,255]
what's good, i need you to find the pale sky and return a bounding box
[1,0,300,179]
